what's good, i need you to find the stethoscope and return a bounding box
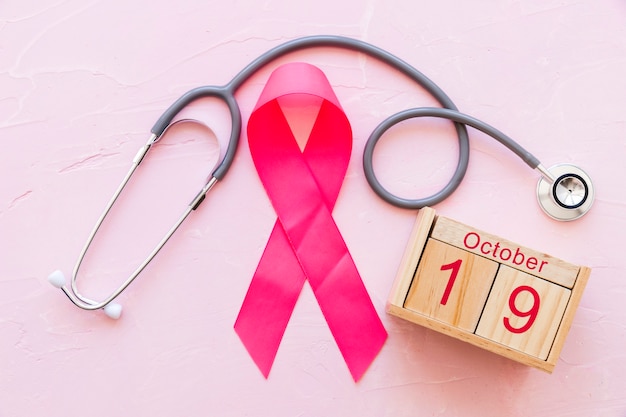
[47,35,594,319]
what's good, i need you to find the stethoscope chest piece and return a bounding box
[537,163,594,221]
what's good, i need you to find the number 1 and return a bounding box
[440,259,462,305]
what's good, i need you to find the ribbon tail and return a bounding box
[234,220,306,377]
[312,253,388,381]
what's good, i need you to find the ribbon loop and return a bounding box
[235,63,387,381]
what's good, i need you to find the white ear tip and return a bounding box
[103,303,122,319]
[48,270,66,288]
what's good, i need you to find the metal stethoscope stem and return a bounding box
[48,35,594,318]
[49,133,218,318]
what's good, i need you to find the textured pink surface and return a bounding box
[1,1,625,416]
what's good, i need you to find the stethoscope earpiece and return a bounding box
[47,269,123,319]
[103,303,123,320]
[536,164,594,221]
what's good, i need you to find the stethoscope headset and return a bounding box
[47,35,594,319]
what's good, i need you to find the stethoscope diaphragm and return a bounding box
[537,164,594,221]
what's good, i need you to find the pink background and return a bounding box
[1,0,625,416]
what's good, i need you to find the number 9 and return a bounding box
[503,285,540,334]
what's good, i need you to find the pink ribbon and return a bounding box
[234,62,387,381]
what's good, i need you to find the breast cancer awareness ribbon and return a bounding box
[234,62,387,382]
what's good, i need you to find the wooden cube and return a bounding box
[387,207,591,373]
[404,239,499,332]
[475,265,571,360]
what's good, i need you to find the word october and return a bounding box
[462,231,548,274]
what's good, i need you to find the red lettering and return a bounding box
[480,241,492,255]
[538,260,548,273]
[513,247,524,265]
[492,242,501,258]
[440,259,462,305]
[464,232,480,249]
[503,285,540,334]
[462,232,549,275]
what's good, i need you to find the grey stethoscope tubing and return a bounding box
[48,35,594,318]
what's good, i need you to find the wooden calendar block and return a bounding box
[475,265,571,360]
[404,239,499,332]
[430,216,579,288]
[386,207,591,373]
